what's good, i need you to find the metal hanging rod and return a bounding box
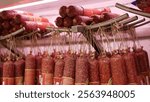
[0,40,25,58]
[128,18,145,27]
[0,28,25,41]
[115,3,150,18]
[119,16,138,25]
[86,13,129,30]
[134,20,150,28]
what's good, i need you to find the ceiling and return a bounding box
[0,0,40,8]
[0,0,135,11]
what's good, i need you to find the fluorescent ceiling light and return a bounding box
[0,0,58,11]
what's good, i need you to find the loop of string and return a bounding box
[111,23,119,51]
[130,27,141,48]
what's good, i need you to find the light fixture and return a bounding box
[0,0,58,11]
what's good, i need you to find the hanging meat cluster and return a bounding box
[0,45,149,85]
[55,5,119,28]
[0,10,54,36]
[92,22,150,85]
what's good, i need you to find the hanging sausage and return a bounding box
[134,47,147,73]
[89,54,99,85]
[134,47,150,85]
[24,52,36,85]
[132,47,141,76]
[2,57,15,85]
[123,49,138,85]
[98,54,111,85]
[110,52,128,85]
[140,47,150,72]
[75,54,89,85]
[62,52,76,85]
[35,52,42,85]
[41,52,54,85]
[14,57,25,85]
[54,54,64,85]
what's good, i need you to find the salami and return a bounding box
[63,17,73,28]
[98,54,111,85]
[67,5,101,17]
[24,52,36,85]
[59,6,67,18]
[54,55,64,85]
[73,16,93,25]
[1,10,33,20]
[55,17,64,27]
[123,49,138,84]
[15,14,49,24]
[110,53,128,85]
[75,54,89,85]
[89,55,99,85]
[23,21,54,31]
[35,52,42,85]
[140,47,150,72]
[2,21,11,30]
[24,69,36,85]
[62,53,76,85]
[2,58,15,85]
[134,48,147,73]
[103,13,119,20]
[91,14,105,23]
[0,60,3,85]
[135,47,150,85]
[14,57,25,85]
[41,52,54,85]
[132,47,141,75]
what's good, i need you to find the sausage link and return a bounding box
[2,59,15,85]
[24,53,36,85]
[62,53,76,85]
[123,50,138,84]
[98,55,111,85]
[75,55,89,85]
[41,54,54,85]
[110,54,128,85]
[54,57,64,85]
[89,58,99,85]
[14,58,25,85]
[35,53,42,85]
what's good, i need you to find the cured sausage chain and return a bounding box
[0,47,149,85]
[55,5,119,28]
